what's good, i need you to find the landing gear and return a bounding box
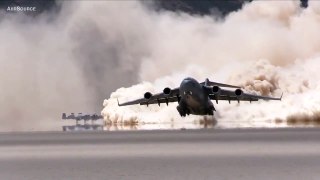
[177,100,190,117]
[207,110,214,116]
[207,104,216,115]
[177,105,187,117]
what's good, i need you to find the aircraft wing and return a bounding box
[140,96,179,106]
[209,89,282,103]
[118,88,180,106]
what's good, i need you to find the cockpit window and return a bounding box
[184,91,192,95]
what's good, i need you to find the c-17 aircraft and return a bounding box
[62,113,103,121]
[117,77,282,117]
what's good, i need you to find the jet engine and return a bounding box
[234,89,243,97]
[212,86,221,95]
[144,92,153,99]
[163,87,171,95]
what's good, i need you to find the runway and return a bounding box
[1,128,320,180]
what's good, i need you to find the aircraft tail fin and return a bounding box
[62,113,66,119]
[279,92,283,101]
[205,78,210,86]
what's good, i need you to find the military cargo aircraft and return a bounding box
[117,77,282,117]
[62,113,103,121]
[61,113,104,131]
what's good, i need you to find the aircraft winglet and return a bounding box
[279,93,283,101]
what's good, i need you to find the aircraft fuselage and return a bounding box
[177,77,214,116]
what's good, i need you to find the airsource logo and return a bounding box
[7,6,37,12]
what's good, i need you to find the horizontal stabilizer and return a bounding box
[202,78,241,88]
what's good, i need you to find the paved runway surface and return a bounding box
[1,128,320,180]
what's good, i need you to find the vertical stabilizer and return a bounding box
[205,78,209,86]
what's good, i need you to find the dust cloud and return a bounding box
[1,1,319,131]
[102,0,320,127]
[0,1,153,131]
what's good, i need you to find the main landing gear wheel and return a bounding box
[176,106,186,117]
[207,110,214,116]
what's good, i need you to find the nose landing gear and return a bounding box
[176,105,190,117]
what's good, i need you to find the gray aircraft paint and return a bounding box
[179,77,214,116]
[118,77,282,117]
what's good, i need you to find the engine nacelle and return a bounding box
[144,92,153,100]
[163,87,171,95]
[212,86,221,95]
[234,89,243,97]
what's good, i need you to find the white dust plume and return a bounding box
[1,0,319,131]
[102,0,320,128]
[0,1,155,131]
